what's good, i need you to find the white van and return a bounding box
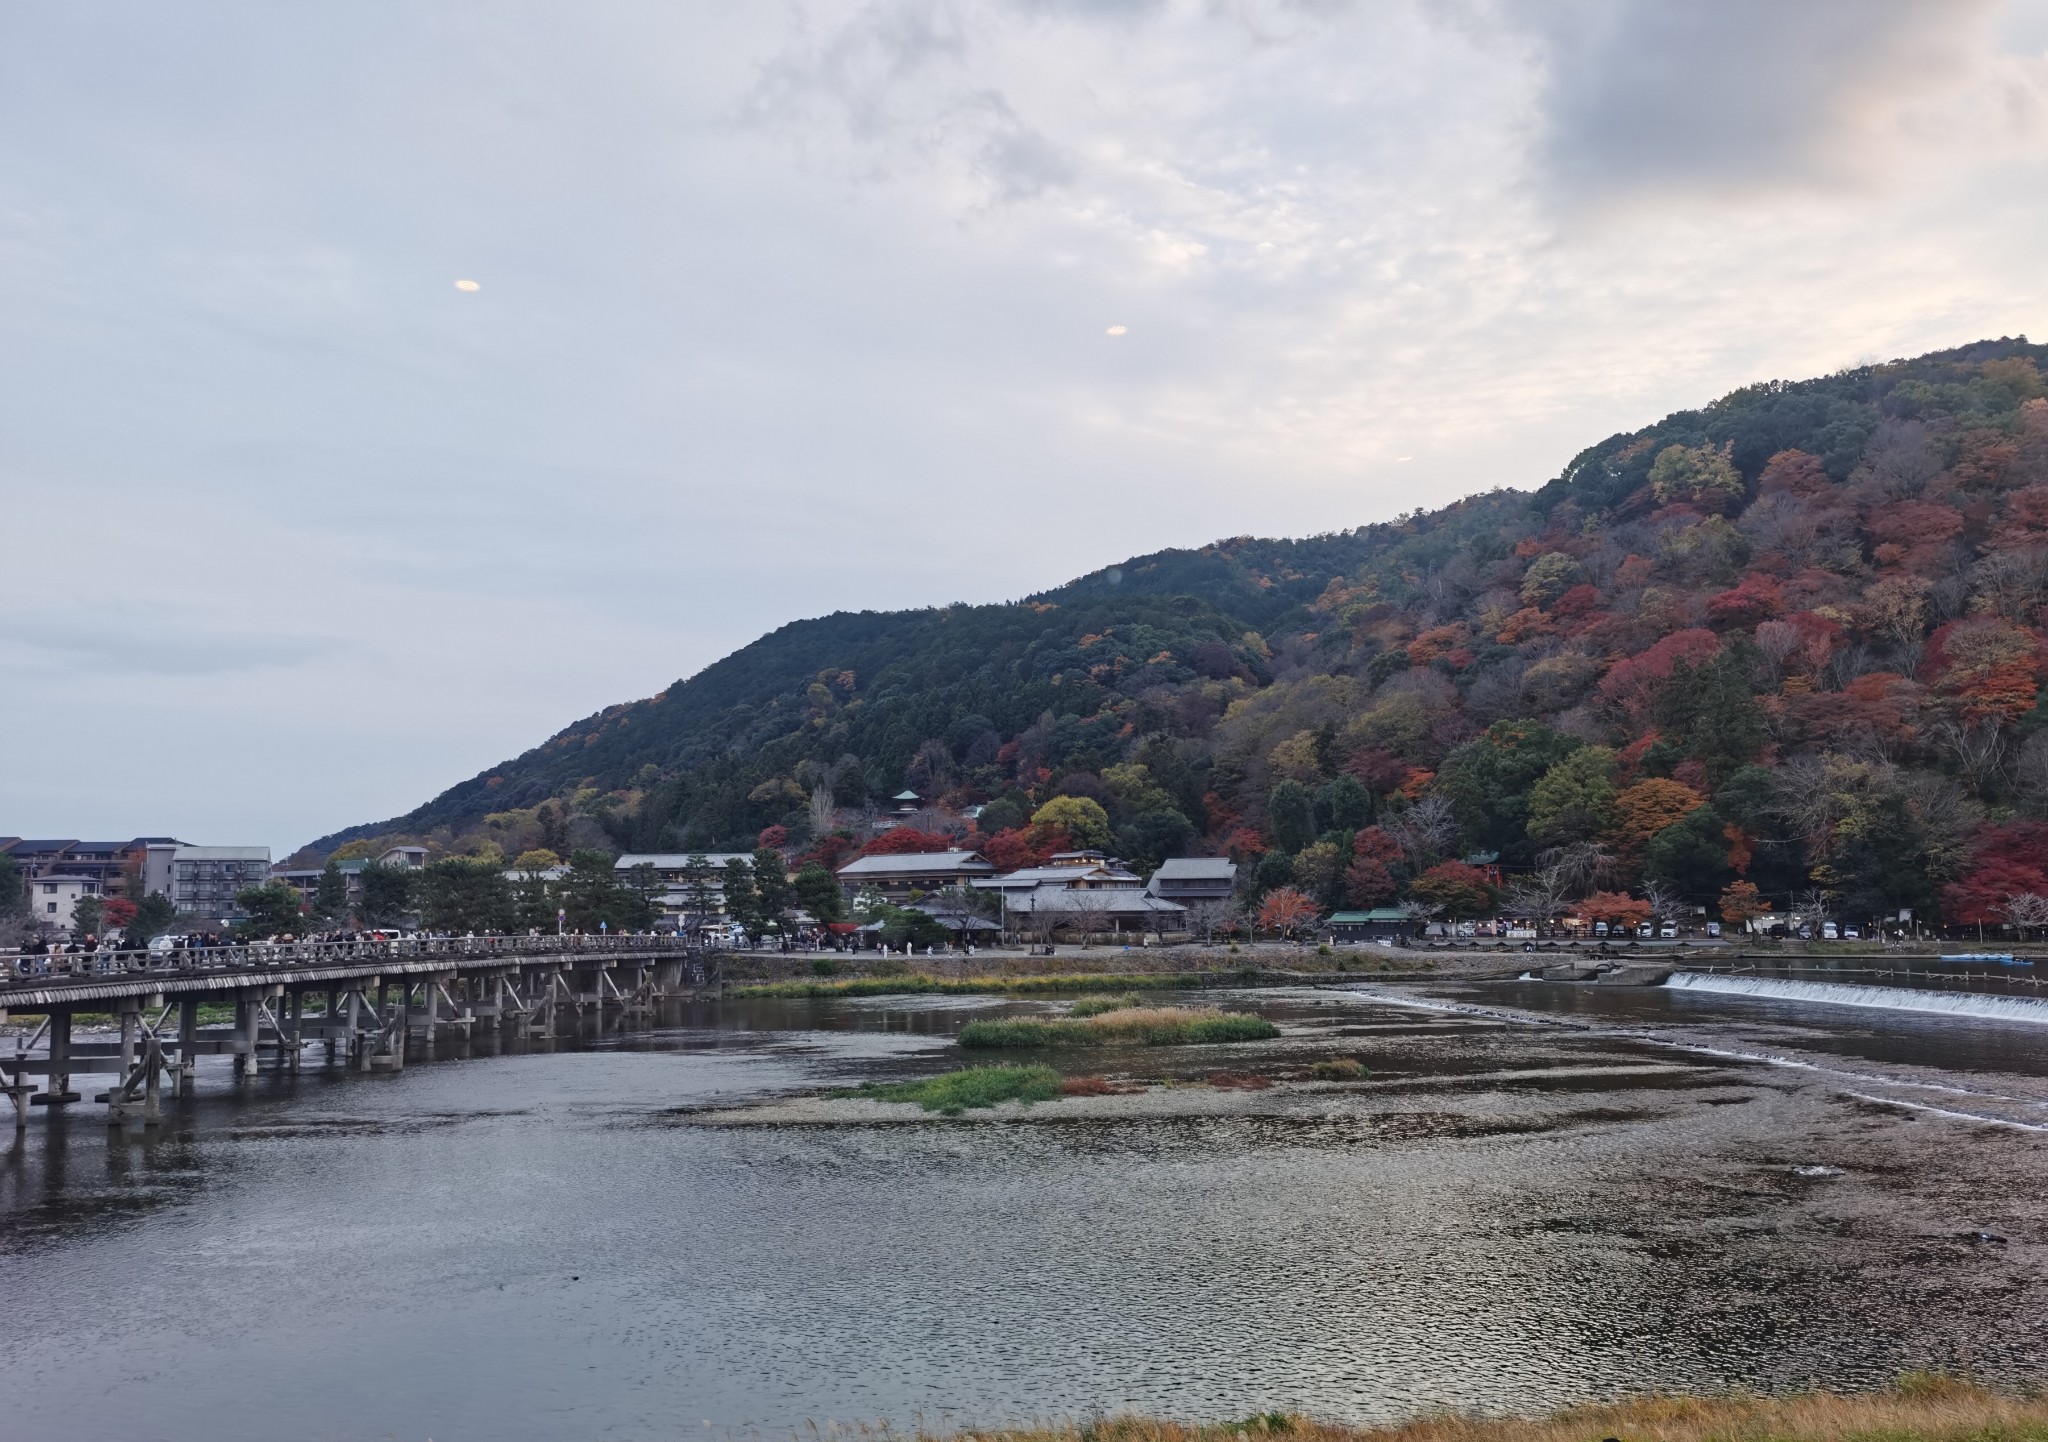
[1821,922,1839,940]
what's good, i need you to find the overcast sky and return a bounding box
[5,0,2048,853]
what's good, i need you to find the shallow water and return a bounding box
[1,986,2044,1440]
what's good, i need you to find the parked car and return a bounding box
[1704,922,1722,938]
[1635,922,1654,939]
[1659,923,1678,938]
[1822,922,1840,940]
[1593,921,1609,937]
[1842,925,1860,940]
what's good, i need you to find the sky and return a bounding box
[4,0,2048,854]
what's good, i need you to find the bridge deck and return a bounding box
[1,937,700,1011]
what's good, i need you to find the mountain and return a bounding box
[306,336,2048,928]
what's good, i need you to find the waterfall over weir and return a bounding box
[1667,971,2048,1026]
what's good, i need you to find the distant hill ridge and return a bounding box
[306,336,2048,931]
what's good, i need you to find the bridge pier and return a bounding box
[177,999,199,1096]
[39,1012,79,1106]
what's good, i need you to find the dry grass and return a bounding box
[883,1378,2048,1442]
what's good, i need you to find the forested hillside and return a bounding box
[309,337,2048,929]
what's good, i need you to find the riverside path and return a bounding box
[0,934,714,1129]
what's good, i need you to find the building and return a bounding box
[2,837,179,890]
[28,875,101,932]
[976,851,1145,900]
[141,844,274,918]
[1143,857,1238,904]
[1002,886,1184,936]
[971,850,1185,936]
[1325,909,1417,944]
[835,849,995,902]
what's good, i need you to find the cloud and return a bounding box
[1509,0,2003,199]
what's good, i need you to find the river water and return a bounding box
[2,981,2044,1441]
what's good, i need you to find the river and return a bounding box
[2,980,2043,1440]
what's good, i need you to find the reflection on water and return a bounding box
[1,987,2043,1441]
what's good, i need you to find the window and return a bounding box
[42,883,55,894]
[46,902,56,914]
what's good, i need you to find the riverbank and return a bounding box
[897,1380,2048,1442]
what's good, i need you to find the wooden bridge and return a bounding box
[0,934,714,1129]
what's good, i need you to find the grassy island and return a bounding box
[832,1065,1066,1115]
[959,1006,1279,1048]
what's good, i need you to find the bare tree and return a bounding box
[1184,897,1234,943]
[1387,796,1459,868]
[1535,841,1616,897]
[1640,881,1684,925]
[1506,866,1573,928]
[1998,892,2048,940]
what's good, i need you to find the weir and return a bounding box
[1666,971,2048,1025]
[1,936,718,1128]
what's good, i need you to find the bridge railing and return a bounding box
[3,933,696,993]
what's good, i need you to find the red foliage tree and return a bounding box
[1408,861,1497,921]
[1924,616,2045,725]
[757,825,789,851]
[1941,822,2048,925]
[1757,449,1830,497]
[1342,858,1397,908]
[1343,748,1411,793]
[1706,573,1785,630]
[1597,628,1720,724]
[980,823,1069,872]
[858,826,957,858]
[1353,826,1402,865]
[795,833,859,873]
[102,896,139,929]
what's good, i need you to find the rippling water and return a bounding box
[2,984,2043,1440]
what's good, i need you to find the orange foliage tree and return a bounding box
[1579,891,1651,928]
[1717,880,1769,927]
[1606,778,1705,858]
[1257,887,1320,938]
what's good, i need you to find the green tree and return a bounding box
[791,862,845,923]
[127,892,178,943]
[682,855,719,928]
[1831,793,1941,924]
[722,856,762,935]
[1642,805,1731,903]
[1268,779,1316,854]
[1519,552,1582,606]
[1649,441,1742,504]
[0,854,25,918]
[357,862,416,927]
[1118,808,1195,870]
[559,850,623,931]
[72,894,106,936]
[314,860,348,921]
[417,858,515,932]
[877,905,951,950]
[1313,775,1373,832]
[1437,719,1582,864]
[1527,747,1617,848]
[751,848,795,936]
[1653,649,1765,786]
[234,881,305,937]
[619,862,663,931]
[1030,795,1112,850]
